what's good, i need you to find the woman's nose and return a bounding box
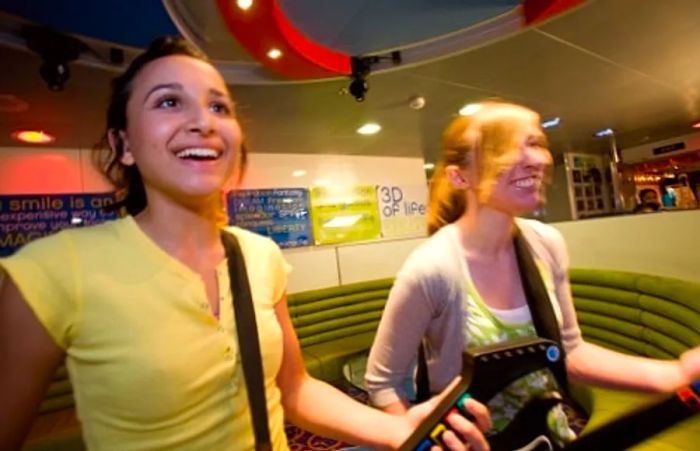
[187,105,215,134]
[523,146,552,168]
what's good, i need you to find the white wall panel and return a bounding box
[336,237,425,285]
[553,209,700,282]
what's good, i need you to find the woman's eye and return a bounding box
[156,96,180,109]
[211,102,233,115]
[528,137,547,148]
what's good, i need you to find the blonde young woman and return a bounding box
[0,37,491,451]
[365,101,700,444]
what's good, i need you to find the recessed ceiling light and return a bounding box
[423,162,435,170]
[314,178,329,186]
[541,117,561,129]
[292,170,306,177]
[594,128,614,137]
[11,129,55,144]
[236,0,253,10]
[692,121,700,129]
[459,103,481,116]
[267,48,282,60]
[357,123,381,135]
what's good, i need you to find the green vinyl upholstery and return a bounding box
[287,278,394,384]
[569,268,700,450]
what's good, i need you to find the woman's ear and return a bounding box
[445,165,471,189]
[108,129,135,166]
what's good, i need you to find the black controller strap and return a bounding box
[513,227,569,390]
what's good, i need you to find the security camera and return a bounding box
[24,26,86,92]
[346,53,402,103]
[39,61,70,92]
[348,76,368,102]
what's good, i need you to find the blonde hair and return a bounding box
[427,101,543,235]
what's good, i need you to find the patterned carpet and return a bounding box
[284,388,588,450]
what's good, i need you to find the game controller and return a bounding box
[399,336,566,451]
[399,336,700,451]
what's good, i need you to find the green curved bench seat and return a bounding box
[569,268,700,450]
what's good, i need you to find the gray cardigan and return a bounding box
[364,218,583,407]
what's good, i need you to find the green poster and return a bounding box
[309,185,381,245]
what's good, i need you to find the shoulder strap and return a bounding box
[220,230,272,451]
[414,342,431,403]
[512,227,569,389]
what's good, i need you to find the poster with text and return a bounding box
[377,185,429,238]
[0,192,118,257]
[309,185,381,245]
[227,188,312,248]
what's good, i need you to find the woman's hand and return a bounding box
[397,377,492,451]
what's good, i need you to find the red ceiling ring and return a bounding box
[216,0,586,80]
[522,0,587,25]
[216,0,351,79]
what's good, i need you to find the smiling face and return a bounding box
[118,55,242,209]
[485,125,552,215]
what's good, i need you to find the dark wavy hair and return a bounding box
[93,36,247,216]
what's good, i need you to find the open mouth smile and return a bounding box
[174,147,222,161]
[512,176,541,188]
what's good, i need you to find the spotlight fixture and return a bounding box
[24,26,87,92]
[409,95,426,110]
[237,0,253,10]
[541,117,561,129]
[267,48,282,60]
[347,51,401,102]
[594,128,614,137]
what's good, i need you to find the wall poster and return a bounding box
[227,188,312,248]
[309,185,381,245]
[376,184,428,238]
[0,192,118,257]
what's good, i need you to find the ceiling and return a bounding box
[1,0,700,167]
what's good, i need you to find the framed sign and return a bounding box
[376,185,428,238]
[309,185,381,245]
[228,188,312,248]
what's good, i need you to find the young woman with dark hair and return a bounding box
[0,37,490,451]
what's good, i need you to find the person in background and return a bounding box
[674,173,698,209]
[364,100,700,446]
[662,185,677,208]
[0,37,491,451]
[633,188,661,213]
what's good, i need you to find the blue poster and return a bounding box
[228,188,312,248]
[0,192,118,257]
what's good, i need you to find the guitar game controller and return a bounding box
[399,336,566,451]
[399,336,700,451]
